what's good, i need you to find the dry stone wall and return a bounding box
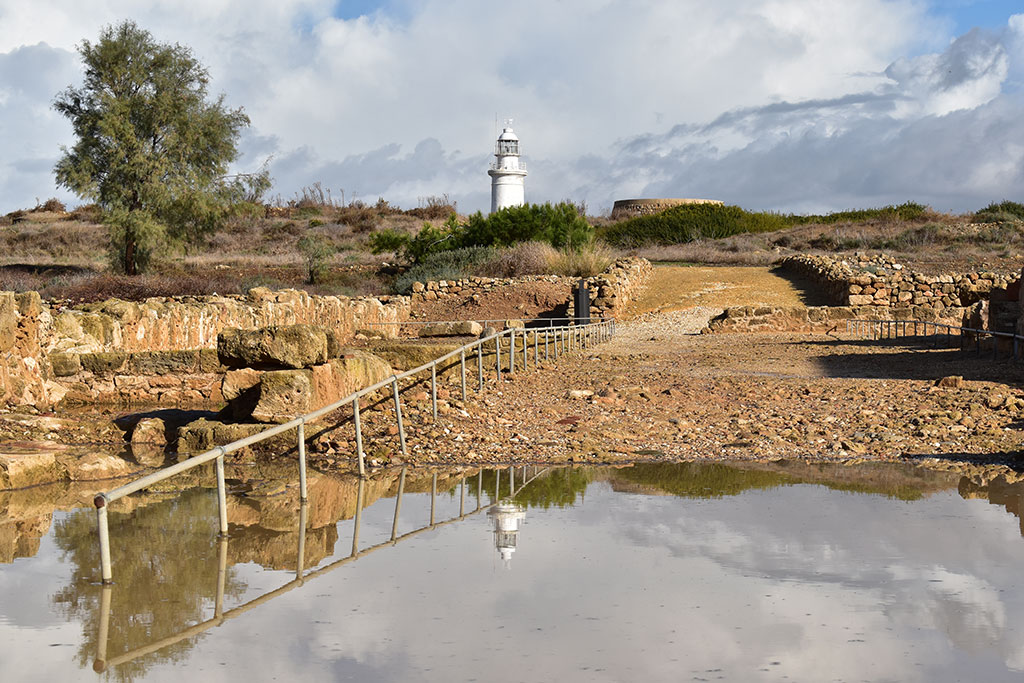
[0,288,410,409]
[782,254,1017,311]
[705,304,964,334]
[782,254,1022,334]
[410,274,566,306]
[409,257,653,323]
[571,258,653,320]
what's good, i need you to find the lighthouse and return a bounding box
[488,122,527,214]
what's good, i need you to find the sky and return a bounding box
[0,0,1022,216]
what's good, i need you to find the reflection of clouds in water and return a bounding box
[602,484,1024,677]
[5,481,1024,680]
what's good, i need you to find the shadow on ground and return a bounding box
[802,336,1024,384]
[770,267,836,307]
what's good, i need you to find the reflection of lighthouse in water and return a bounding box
[488,502,527,568]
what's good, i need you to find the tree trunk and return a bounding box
[124,233,137,276]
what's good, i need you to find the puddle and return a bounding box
[3,460,1024,681]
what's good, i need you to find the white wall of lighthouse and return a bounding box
[488,125,527,214]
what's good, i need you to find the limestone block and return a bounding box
[848,295,874,306]
[59,451,134,481]
[251,370,313,423]
[79,352,128,375]
[0,447,60,489]
[177,419,293,457]
[419,321,483,337]
[223,368,263,401]
[49,352,81,377]
[131,418,168,447]
[218,325,328,369]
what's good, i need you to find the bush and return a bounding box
[974,201,1024,223]
[477,241,560,277]
[601,202,930,247]
[297,234,335,284]
[393,246,496,293]
[548,242,615,277]
[460,202,593,249]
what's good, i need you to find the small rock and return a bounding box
[936,376,964,388]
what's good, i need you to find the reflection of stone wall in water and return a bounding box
[959,474,1024,536]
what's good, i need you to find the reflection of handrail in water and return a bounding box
[94,465,546,673]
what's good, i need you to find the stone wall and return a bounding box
[410,274,566,306]
[705,304,966,334]
[610,198,724,220]
[570,257,653,320]
[781,254,1020,330]
[409,257,653,323]
[0,288,410,409]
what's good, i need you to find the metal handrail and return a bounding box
[93,318,616,582]
[846,318,1022,361]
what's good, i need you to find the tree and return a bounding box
[53,21,265,274]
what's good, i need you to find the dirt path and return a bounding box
[626,265,816,316]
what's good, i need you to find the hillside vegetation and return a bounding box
[2,195,1022,301]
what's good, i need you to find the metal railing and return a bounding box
[847,318,1023,361]
[92,318,616,583]
[93,465,546,673]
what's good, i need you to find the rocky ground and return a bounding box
[301,306,1024,479]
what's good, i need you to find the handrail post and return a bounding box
[95,584,113,672]
[431,362,438,421]
[510,328,516,373]
[534,330,538,366]
[297,421,308,502]
[477,469,483,509]
[351,478,364,556]
[545,330,550,360]
[295,502,307,580]
[217,536,228,613]
[430,472,437,526]
[460,349,467,402]
[510,466,516,495]
[392,377,408,455]
[353,397,365,477]
[459,476,466,517]
[495,336,502,381]
[216,450,228,536]
[96,495,113,584]
[477,343,484,391]
[523,329,528,369]
[391,466,406,542]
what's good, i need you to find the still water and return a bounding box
[3,460,1024,682]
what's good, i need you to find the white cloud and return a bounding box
[0,1,1020,215]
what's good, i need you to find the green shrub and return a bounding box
[974,201,1024,223]
[297,234,334,284]
[601,202,930,247]
[393,246,496,293]
[460,202,592,249]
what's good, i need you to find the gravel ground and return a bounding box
[306,309,1024,476]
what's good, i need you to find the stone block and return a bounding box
[79,352,128,375]
[848,295,874,306]
[129,350,199,375]
[419,321,483,337]
[251,369,313,423]
[218,325,328,369]
[49,352,81,377]
[0,446,60,489]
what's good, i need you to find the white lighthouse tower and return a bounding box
[488,122,527,214]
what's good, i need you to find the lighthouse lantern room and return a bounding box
[488,122,527,214]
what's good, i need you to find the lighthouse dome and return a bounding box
[497,127,519,142]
